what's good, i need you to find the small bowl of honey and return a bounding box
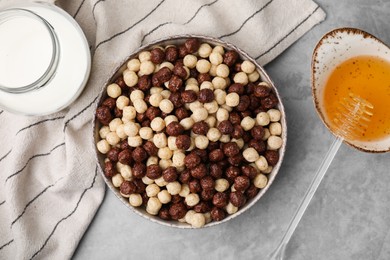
[312,27,390,153]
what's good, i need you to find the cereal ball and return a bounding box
[223,50,239,66]
[211,207,226,221]
[109,118,123,133]
[198,43,212,58]
[207,128,222,142]
[169,202,187,220]
[184,153,201,169]
[149,93,163,107]
[123,70,138,87]
[139,127,153,140]
[150,117,165,132]
[213,45,225,55]
[267,109,281,122]
[198,89,214,103]
[129,193,143,207]
[185,38,200,53]
[255,155,269,171]
[144,141,158,156]
[146,183,160,197]
[112,173,124,188]
[133,99,148,114]
[241,116,255,131]
[107,83,121,98]
[185,193,200,207]
[179,184,190,197]
[267,136,283,150]
[155,176,169,187]
[263,128,271,141]
[97,139,110,154]
[146,197,162,215]
[254,83,271,98]
[214,89,226,105]
[146,156,158,167]
[251,125,265,140]
[116,96,130,110]
[157,190,172,204]
[183,54,197,68]
[217,120,234,135]
[122,106,137,121]
[256,112,270,126]
[142,175,154,185]
[146,164,162,180]
[192,108,208,122]
[254,173,268,189]
[248,70,260,82]
[180,117,195,130]
[99,126,110,139]
[216,108,229,122]
[230,191,246,207]
[139,51,151,62]
[153,133,168,148]
[164,115,179,126]
[166,121,184,137]
[241,60,256,74]
[209,52,223,65]
[212,192,229,208]
[166,181,182,195]
[233,72,249,85]
[159,61,174,71]
[127,136,143,147]
[195,135,209,150]
[132,147,148,162]
[162,166,178,182]
[205,115,217,128]
[212,76,227,90]
[185,210,196,224]
[127,58,141,71]
[159,99,174,114]
[140,61,155,75]
[234,176,250,191]
[191,163,207,179]
[106,132,120,146]
[265,150,279,166]
[216,64,230,78]
[167,136,178,151]
[196,59,211,74]
[123,122,139,137]
[232,138,244,149]
[176,135,191,150]
[215,178,229,192]
[226,202,238,215]
[158,147,173,160]
[243,147,260,162]
[269,122,282,136]
[225,93,240,107]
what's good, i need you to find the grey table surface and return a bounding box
[73,1,390,259]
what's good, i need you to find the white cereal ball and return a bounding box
[112,174,124,188]
[179,184,190,197]
[133,99,148,114]
[99,126,110,139]
[212,45,225,55]
[233,71,249,85]
[219,134,230,143]
[256,112,270,126]
[204,212,212,224]
[124,122,139,137]
[216,108,229,122]
[268,109,281,122]
[123,70,138,87]
[150,87,163,94]
[268,136,283,150]
[248,70,260,82]
[231,138,244,149]
[116,124,127,139]
[106,132,120,146]
[254,173,268,189]
[138,51,151,62]
[191,213,206,228]
[166,181,181,195]
[189,100,203,112]
[146,197,162,215]
[183,54,198,69]
[180,117,195,130]
[146,156,159,166]
[210,65,218,77]
[263,166,273,174]
[153,133,168,148]
[241,116,255,131]
[172,151,185,167]
[209,52,223,65]
[195,135,209,150]
[255,156,269,171]
[158,147,173,160]
[149,93,163,107]
[127,136,143,147]
[207,128,222,142]
[269,122,282,136]
[109,118,123,132]
[216,64,230,78]
[157,190,172,204]
[122,106,137,121]
[225,202,238,215]
[263,128,271,141]
[155,176,168,187]
[243,147,260,162]
[168,136,178,151]
[159,61,174,71]
[205,115,217,128]
[129,194,143,207]
[96,139,110,154]
[241,60,256,74]
[196,59,211,74]
[200,81,214,90]
[160,89,171,99]
[139,127,153,140]
[198,43,212,58]
[185,210,196,224]
[116,161,126,171]
[107,83,121,98]
[192,108,208,122]
[159,99,174,114]
[215,178,229,192]
[146,183,160,197]
[185,193,200,207]
[130,89,144,102]
[164,115,178,126]
[142,175,155,185]
[116,95,130,110]
[225,93,240,107]
[185,84,200,93]
[151,117,166,132]
[186,77,199,86]
[140,61,155,75]
[212,76,227,90]
[214,89,227,105]
[127,58,141,71]
[221,104,233,112]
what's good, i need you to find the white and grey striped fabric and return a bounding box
[0,0,325,259]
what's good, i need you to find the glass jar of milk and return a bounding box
[0,2,91,116]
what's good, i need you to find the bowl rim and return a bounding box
[311,27,390,153]
[92,34,288,228]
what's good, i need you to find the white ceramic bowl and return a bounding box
[312,28,390,153]
[93,35,287,228]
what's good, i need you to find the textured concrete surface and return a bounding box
[73,1,390,259]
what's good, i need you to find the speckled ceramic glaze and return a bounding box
[93,35,287,228]
[312,28,390,153]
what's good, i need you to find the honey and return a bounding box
[323,55,390,141]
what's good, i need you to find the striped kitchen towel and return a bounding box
[0,0,325,259]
